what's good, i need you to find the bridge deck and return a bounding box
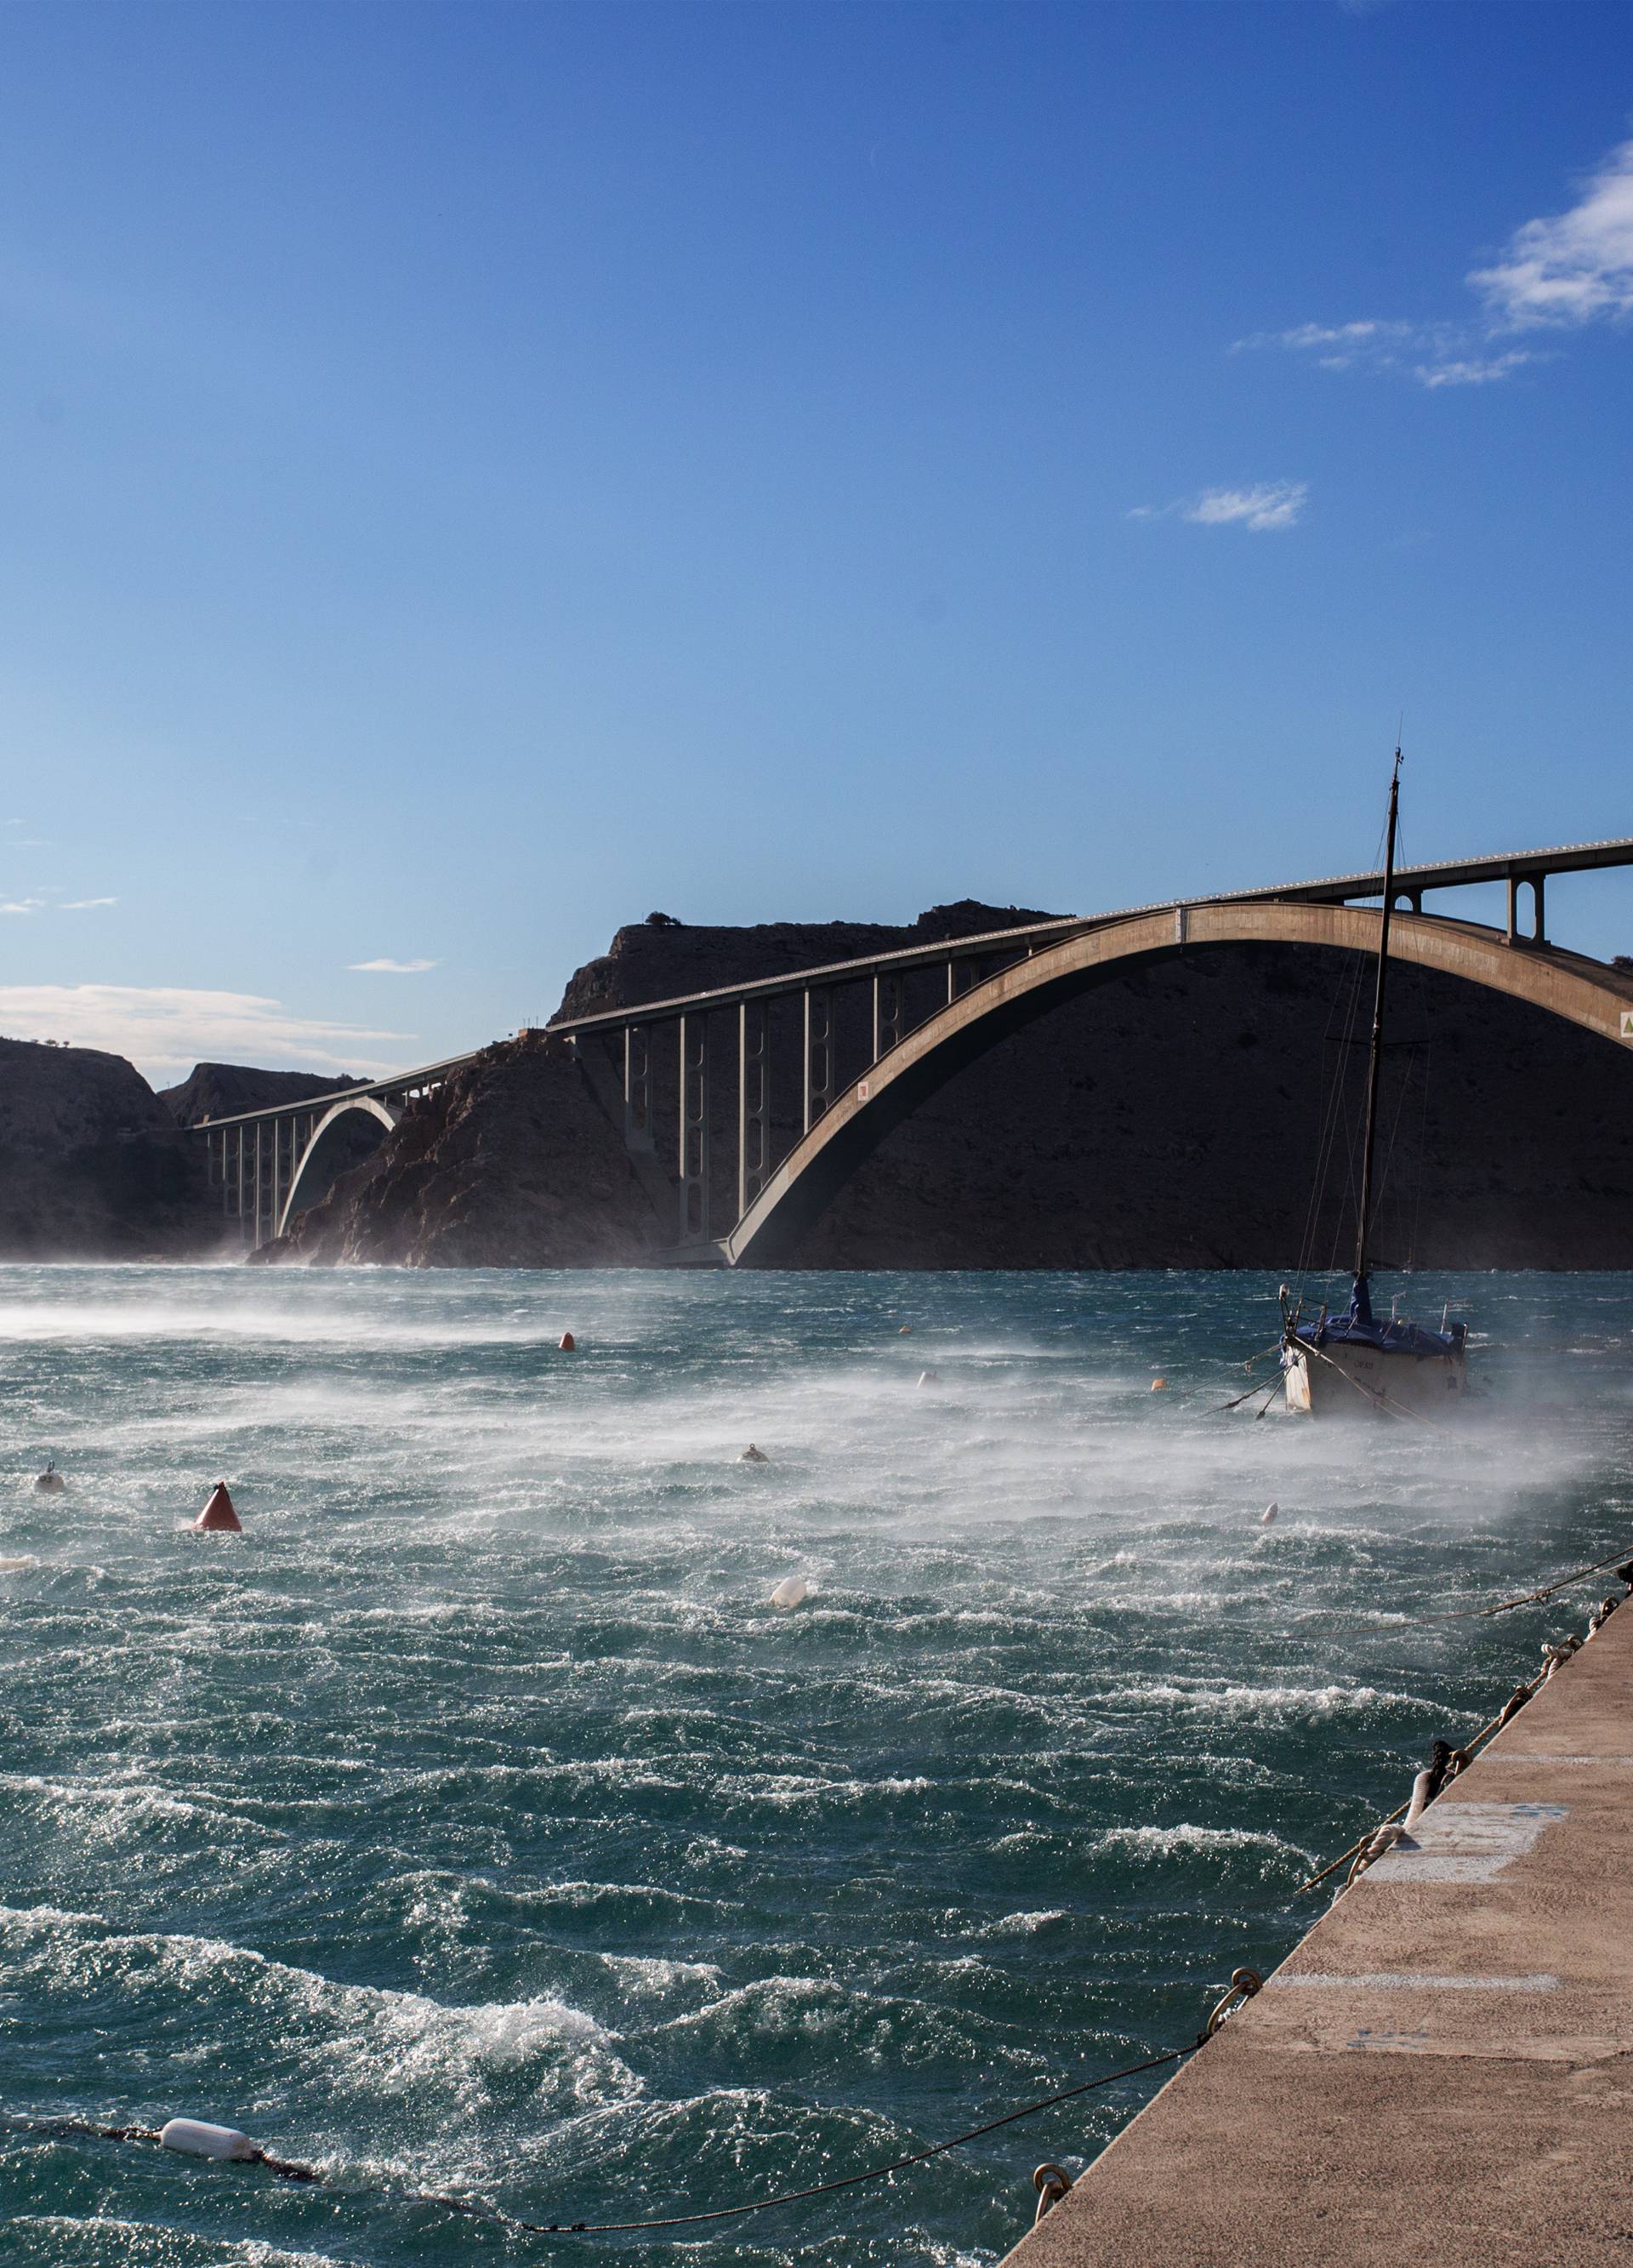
[187,833,1633,1134]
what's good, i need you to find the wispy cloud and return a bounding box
[1232,134,1633,387]
[0,893,117,915]
[348,956,440,974]
[1129,480,1308,533]
[0,983,413,1083]
[1233,318,1417,366]
[1234,316,1537,388]
[1470,136,1633,328]
[1414,350,1536,390]
[1186,481,1308,531]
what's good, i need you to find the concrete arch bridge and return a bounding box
[195,835,1633,1262]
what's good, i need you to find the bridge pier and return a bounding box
[677,1011,709,1245]
[803,988,834,1131]
[738,1000,769,1219]
[873,972,902,1060]
[1507,869,1545,945]
[623,1023,653,1154]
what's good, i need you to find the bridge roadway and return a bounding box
[1000,1597,1633,2268]
[188,832,1633,1255]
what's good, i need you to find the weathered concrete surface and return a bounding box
[1002,1605,1633,2266]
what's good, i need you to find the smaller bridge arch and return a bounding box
[276,1094,401,1239]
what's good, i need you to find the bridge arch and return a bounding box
[722,901,1633,1268]
[276,1094,402,1239]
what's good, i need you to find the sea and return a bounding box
[3,1264,1630,2267]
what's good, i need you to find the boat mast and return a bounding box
[1353,747,1403,1283]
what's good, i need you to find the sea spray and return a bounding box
[1,1262,1628,2264]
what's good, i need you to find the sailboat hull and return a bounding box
[1283,1339,1467,1418]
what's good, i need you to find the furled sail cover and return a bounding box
[1294,1275,1465,1358]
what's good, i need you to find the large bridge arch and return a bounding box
[276,1094,402,1239]
[722,901,1633,1268]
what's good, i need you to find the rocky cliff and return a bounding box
[159,1062,362,1125]
[257,908,1633,1272]
[261,1036,655,1268]
[0,1037,220,1259]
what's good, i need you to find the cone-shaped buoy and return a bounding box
[1150,1376,1169,1392]
[193,1482,242,1534]
[897,1325,913,1336]
[33,1461,65,1494]
[1260,1501,1278,1525]
[558,1331,577,1352]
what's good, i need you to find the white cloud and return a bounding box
[1186,481,1308,532]
[1233,318,1414,359]
[1236,136,1633,388]
[1234,316,1521,389]
[1,898,43,915]
[348,956,440,974]
[1471,136,1633,328]
[59,896,117,910]
[0,983,413,1083]
[1414,350,1535,390]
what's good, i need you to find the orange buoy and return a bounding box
[193,1481,242,1534]
[1150,1376,1169,1392]
[897,1325,913,1336]
[558,1331,577,1352]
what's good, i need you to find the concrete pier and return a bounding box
[1004,1603,1633,2265]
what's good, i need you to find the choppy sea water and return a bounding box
[3,1265,1631,2267]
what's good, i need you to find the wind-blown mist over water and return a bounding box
[3,1266,1630,2266]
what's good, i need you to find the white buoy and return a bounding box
[1260,1501,1278,1525]
[917,1370,940,1386]
[160,2117,259,2162]
[770,1575,809,1612]
[1403,1766,1437,1829]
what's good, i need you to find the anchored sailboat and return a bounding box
[1280,751,1468,1418]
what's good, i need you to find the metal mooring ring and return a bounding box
[1205,1966,1264,2037]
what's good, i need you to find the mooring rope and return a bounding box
[1310,1543,1633,1633]
[4,2027,1241,2240]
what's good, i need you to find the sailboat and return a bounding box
[1280,751,1469,1418]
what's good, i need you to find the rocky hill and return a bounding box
[0,1037,220,1259]
[259,908,1633,1272]
[159,1062,362,1125]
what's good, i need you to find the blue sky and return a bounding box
[2,0,1631,1080]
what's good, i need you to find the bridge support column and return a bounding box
[623,1024,653,1153]
[678,1012,708,1244]
[803,989,833,1131]
[738,1000,768,1218]
[1507,872,1545,945]
[873,972,902,1063]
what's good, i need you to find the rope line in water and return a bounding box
[3,2038,1215,2241]
[1310,1541,1633,1633]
